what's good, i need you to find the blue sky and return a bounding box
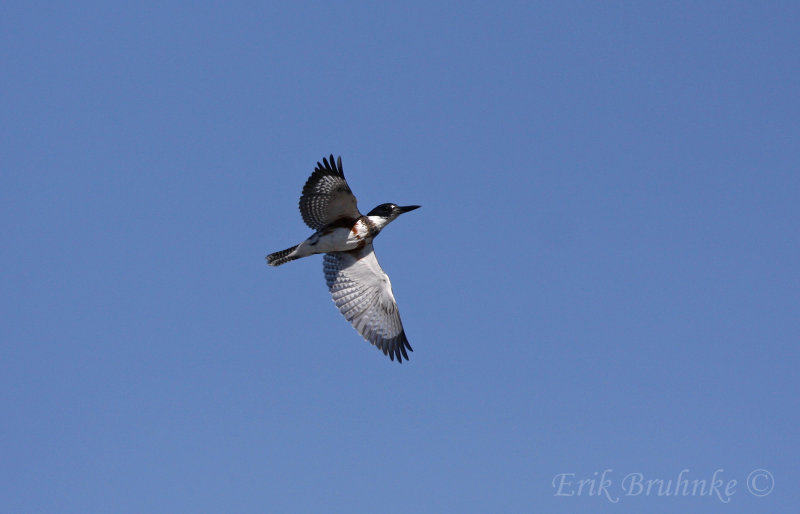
[2,1,798,512]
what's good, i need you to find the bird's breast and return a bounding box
[350,217,374,238]
[309,220,373,253]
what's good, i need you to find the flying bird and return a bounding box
[266,155,420,362]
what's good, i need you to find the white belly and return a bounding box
[295,223,370,257]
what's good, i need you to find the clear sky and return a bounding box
[2,1,798,512]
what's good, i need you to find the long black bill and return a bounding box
[399,205,421,213]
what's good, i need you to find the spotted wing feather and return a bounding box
[323,244,412,362]
[299,155,360,230]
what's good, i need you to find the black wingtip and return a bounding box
[316,154,344,177]
[388,333,412,363]
[328,154,342,175]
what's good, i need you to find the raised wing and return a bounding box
[323,244,413,362]
[299,155,360,230]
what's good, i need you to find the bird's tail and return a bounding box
[266,245,300,266]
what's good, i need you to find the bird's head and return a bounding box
[366,203,420,231]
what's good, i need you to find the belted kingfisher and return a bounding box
[266,155,420,363]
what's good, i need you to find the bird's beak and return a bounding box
[399,205,420,214]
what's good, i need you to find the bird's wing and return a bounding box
[299,155,360,230]
[323,244,413,362]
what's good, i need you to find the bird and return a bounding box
[266,155,420,363]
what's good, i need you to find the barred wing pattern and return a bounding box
[299,155,360,230]
[323,245,413,362]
